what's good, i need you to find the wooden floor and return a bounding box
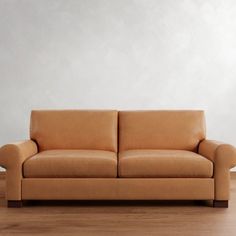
[0,174,236,236]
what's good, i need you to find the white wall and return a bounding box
[0,0,236,170]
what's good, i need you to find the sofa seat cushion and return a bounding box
[24,150,117,178]
[118,150,213,178]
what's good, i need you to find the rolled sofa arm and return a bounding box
[0,140,38,200]
[199,140,236,200]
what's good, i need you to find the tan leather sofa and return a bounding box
[0,110,236,208]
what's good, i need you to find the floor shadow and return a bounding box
[24,199,213,208]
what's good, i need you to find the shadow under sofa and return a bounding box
[0,110,235,208]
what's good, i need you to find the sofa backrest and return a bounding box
[30,110,118,152]
[119,110,205,152]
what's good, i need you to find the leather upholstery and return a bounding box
[199,140,236,200]
[119,150,213,178]
[30,110,118,152]
[22,178,214,200]
[119,110,205,152]
[0,140,38,200]
[0,110,236,203]
[24,150,117,178]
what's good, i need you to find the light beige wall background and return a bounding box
[0,0,236,170]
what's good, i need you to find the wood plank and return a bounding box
[0,176,236,235]
[0,171,6,179]
[230,171,236,179]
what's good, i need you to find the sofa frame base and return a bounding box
[9,178,229,208]
[21,178,214,200]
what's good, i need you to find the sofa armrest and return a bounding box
[0,140,38,200]
[198,139,236,200]
[198,140,236,169]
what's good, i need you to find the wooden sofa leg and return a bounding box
[213,200,228,208]
[8,200,23,208]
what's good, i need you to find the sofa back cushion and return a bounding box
[119,110,205,152]
[30,110,118,152]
